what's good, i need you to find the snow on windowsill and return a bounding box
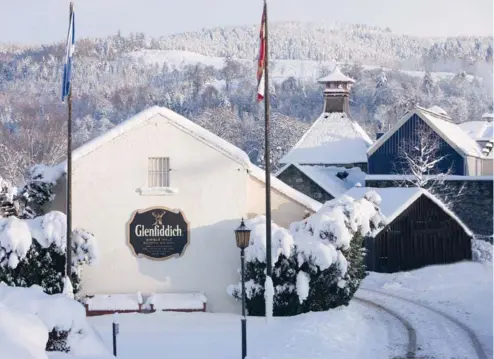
[137,187,179,196]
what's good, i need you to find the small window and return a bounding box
[148,157,170,187]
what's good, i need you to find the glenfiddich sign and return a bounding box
[128,207,190,260]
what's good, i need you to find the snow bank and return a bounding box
[472,238,493,263]
[0,284,112,359]
[0,302,48,359]
[0,284,86,333]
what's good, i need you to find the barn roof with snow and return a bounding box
[276,163,365,199]
[344,186,473,237]
[458,119,493,143]
[368,106,484,158]
[279,112,373,165]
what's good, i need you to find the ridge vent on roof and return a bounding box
[416,105,453,121]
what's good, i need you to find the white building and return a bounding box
[46,106,321,313]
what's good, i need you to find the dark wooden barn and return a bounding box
[367,106,484,176]
[345,187,473,273]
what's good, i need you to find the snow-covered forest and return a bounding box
[0,21,492,183]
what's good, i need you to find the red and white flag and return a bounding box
[256,4,266,101]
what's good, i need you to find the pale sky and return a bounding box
[0,0,492,44]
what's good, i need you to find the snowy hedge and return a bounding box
[0,212,98,294]
[0,170,98,295]
[228,192,385,316]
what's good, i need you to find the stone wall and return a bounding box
[277,165,334,203]
[366,179,493,237]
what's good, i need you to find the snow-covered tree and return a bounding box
[228,193,385,316]
[0,166,97,295]
[421,71,435,96]
[394,124,463,207]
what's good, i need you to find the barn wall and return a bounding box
[368,114,465,175]
[367,195,472,273]
[277,165,334,203]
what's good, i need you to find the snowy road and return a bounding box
[354,296,416,358]
[357,288,489,359]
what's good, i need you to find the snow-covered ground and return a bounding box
[89,302,392,359]
[127,49,479,82]
[363,261,493,358]
[88,261,492,359]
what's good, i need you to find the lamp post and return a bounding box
[234,218,251,359]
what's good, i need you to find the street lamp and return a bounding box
[234,218,251,359]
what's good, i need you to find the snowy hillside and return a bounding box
[0,22,492,183]
[128,49,479,83]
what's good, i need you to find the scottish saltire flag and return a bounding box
[61,8,75,102]
[256,4,266,101]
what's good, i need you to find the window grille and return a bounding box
[148,157,170,187]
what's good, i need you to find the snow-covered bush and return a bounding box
[0,214,98,295]
[228,192,385,316]
[70,228,98,293]
[0,169,98,296]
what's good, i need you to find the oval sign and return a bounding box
[127,207,190,260]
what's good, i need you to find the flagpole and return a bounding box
[263,0,273,309]
[66,1,74,280]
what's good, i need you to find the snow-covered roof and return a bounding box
[365,174,493,181]
[278,163,365,198]
[317,66,355,83]
[458,121,494,142]
[52,106,320,213]
[482,113,494,121]
[344,187,473,236]
[427,105,448,117]
[368,107,484,158]
[280,112,373,165]
[58,106,251,169]
[248,165,323,213]
[52,106,321,211]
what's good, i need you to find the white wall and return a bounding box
[46,112,314,313]
[246,176,309,228]
[67,114,247,313]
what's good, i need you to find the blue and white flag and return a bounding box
[61,7,75,102]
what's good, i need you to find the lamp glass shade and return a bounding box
[234,219,251,249]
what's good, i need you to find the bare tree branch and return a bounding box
[393,124,463,208]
